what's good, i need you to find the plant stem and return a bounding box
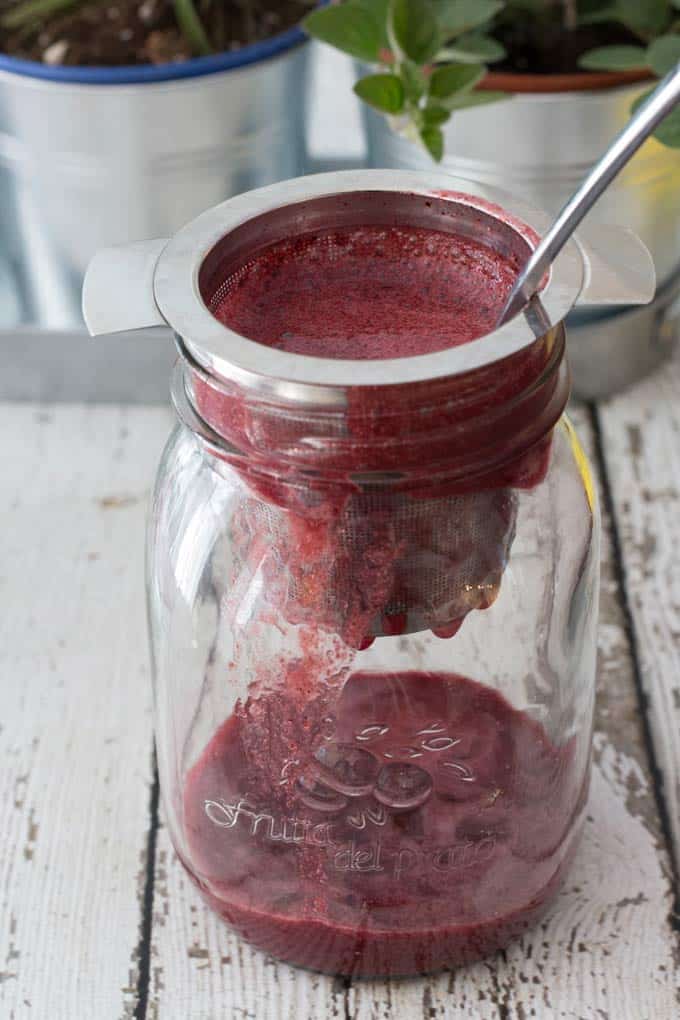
[173,0,213,56]
[562,0,577,32]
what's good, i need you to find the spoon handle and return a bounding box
[499,63,680,326]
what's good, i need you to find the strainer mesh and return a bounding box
[231,485,517,646]
[205,224,519,361]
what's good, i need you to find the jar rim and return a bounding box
[174,329,570,484]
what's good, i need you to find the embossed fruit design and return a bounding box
[183,671,583,976]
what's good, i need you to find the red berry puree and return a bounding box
[211,223,519,359]
[181,215,579,975]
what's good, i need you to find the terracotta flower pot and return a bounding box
[480,68,652,93]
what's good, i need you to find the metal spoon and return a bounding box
[498,63,680,326]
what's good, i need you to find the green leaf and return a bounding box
[445,88,508,110]
[433,0,504,39]
[577,1,618,25]
[1,0,80,29]
[389,0,441,64]
[303,4,382,63]
[420,124,444,161]
[504,0,547,10]
[647,35,680,76]
[438,31,505,64]
[633,87,680,146]
[505,0,549,10]
[578,45,648,71]
[400,59,427,101]
[578,9,618,26]
[428,62,485,99]
[355,0,391,51]
[173,0,213,56]
[652,105,680,146]
[422,103,451,125]
[354,72,405,112]
[614,0,670,37]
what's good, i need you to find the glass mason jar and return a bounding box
[81,171,632,977]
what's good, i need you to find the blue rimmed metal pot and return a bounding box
[0,25,311,330]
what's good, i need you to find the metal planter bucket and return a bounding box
[0,29,310,331]
[364,80,680,399]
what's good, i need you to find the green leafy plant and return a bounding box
[304,0,680,160]
[305,0,508,159]
[578,1,680,145]
[4,0,680,154]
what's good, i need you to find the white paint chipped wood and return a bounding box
[2,400,679,1019]
[0,404,171,1020]
[348,749,677,1020]
[598,356,680,876]
[148,822,348,1020]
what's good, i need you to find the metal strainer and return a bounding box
[81,171,655,643]
[192,181,545,644]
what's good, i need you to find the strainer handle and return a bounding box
[573,221,655,308]
[82,238,169,336]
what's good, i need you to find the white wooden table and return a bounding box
[2,49,680,1020]
[2,354,680,1020]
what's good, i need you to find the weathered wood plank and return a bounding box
[348,408,680,1019]
[148,823,348,1020]
[150,407,679,1018]
[0,403,171,1020]
[596,357,680,880]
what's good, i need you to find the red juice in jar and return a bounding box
[184,670,582,977]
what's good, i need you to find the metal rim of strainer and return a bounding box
[153,170,583,409]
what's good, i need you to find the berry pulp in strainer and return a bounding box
[210,224,521,359]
